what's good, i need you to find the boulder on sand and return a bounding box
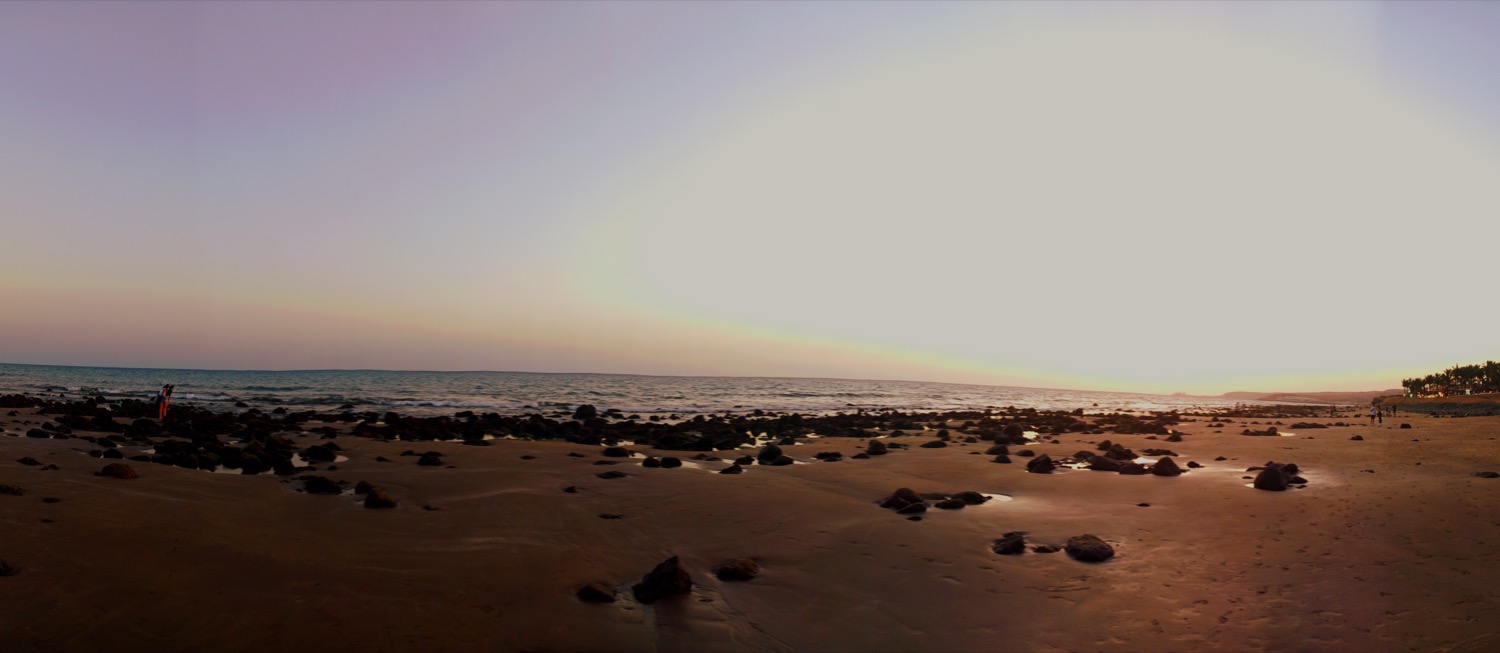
[1151,456,1183,477]
[992,532,1026,555]
[576,581,617,603]
[1025,454,1056,474]
[1064,534,1115,562]
[632,556,693,604]
[879,487,923,510]
[1253,463,1289,491]
[756,443,783,465]
[713,558,761,581]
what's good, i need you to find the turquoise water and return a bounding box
[0,362,1247,417]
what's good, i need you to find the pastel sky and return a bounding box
[3,1,1498,395]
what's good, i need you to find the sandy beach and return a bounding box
[4,401,1500,653]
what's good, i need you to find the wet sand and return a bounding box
[4,407,1500,652]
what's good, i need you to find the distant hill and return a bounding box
[1220,389,1404,404]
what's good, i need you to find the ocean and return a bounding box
[0,362,1248,417]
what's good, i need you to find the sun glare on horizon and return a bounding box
[573,9,1500,394]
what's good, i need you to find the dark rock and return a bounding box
[935,498,965,510]
[596,470,629,479]
[1350,435,1364,441]
[1253,464,1289,491]
[919,440,947,449]
[1186,461,1202,469]
[363,485,398,508]
[1025,454,1056,474]
[0,484,24,496]
[632,556,692,604]
[1015,449,1035,458]
[991,454,1011,464]
[756,443,783,465]
[1475,471,1500,479]
[1151,457,1183,477]
[101,449,123,459]
[896,502,927,515]
[985,444,1010,456]
[303,445,338,463]
[769,455,795,466]
[375,456,392,462]
[300,476,343,495]
[40,464,59,471]
[660,456,683,468]
[98,463,137,479]
[734,455,755,465]
[866,440,888,456]
[953,490,989,505]
[576,581,617,603]
[16,457,41,466]
[1399,424,1411,429]
[601,446,631,458]
[573,404,598,420]
[642,456,662,468]
[1087,455,1124,472]
[417,453,443,466]
[851,453,871,459]
[1064,534,1115,562]
[714,558,761,581]
[992,532,1026,555]
[719,463,744,474]
[880,487,923,510]
[1118,462,1148,475]
[599,513,624,519]
[1031,544,1061,554]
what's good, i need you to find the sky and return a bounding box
[2,1,1498,395]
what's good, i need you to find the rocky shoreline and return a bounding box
[5,392,1499,652]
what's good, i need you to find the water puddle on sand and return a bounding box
[676,458,812,473]
[969,493,1014,507]
[295,453,349,465]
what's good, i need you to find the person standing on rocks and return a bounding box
[156,384,174,420]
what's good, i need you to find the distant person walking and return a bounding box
[156,384,174,420]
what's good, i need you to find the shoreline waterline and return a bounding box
[0,363,1282,418]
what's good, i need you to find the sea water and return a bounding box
[0,362,1249,417]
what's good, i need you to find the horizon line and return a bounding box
[0,360,1399,398]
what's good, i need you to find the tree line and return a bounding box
[1402,361,1500,397]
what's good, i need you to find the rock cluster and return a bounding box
[1252,462,1307,491]
[878,487,991,515]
